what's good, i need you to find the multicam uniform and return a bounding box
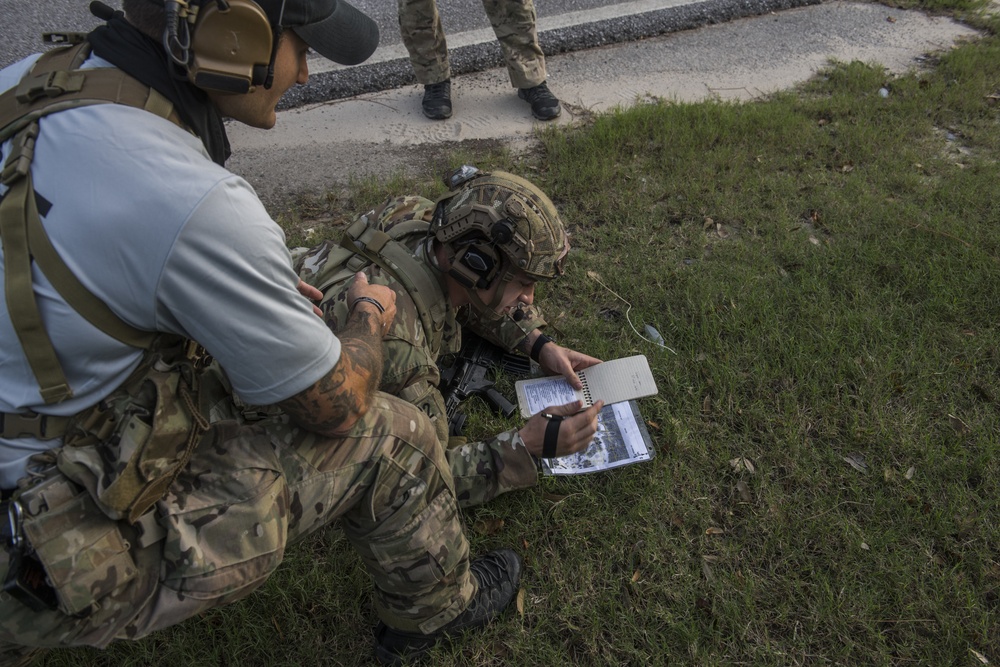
[296,195,543,508]
[0,47,475,655]
[398,0,546,89]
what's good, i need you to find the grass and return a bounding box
[36,2,1000,666]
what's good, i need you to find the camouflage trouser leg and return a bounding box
[447,429,539,508]
[0,642,41,667]
[398,0,451,85]
[0,393,472,650]
[482,0,546,88]
[263,393,474,634]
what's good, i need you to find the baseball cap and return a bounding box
[268,0,379,66]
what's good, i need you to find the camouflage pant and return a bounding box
[398,0,546,88]
[0,393,473,656]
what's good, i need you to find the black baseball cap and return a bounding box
[266,0,379,66]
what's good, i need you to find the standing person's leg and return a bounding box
[398,0,454,119]
[482,0,561,119]
[483,0,545,89]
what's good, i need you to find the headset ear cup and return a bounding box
[452,245,499,289]
[188,0,275,93]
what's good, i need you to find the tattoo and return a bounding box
[278,307,384,435]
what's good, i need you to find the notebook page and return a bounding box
[516,376,583,417]
[581,355,657,406]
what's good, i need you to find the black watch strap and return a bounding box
[530,334,553,362]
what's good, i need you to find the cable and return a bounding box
[587,271,676,354]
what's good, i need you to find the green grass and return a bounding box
[36,3,1000,666]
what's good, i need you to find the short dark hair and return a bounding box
[122,0,166,40]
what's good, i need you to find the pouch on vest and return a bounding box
[17,472,137,616]
[55,353,211,525]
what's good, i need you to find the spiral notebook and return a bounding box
[514,355,658,418]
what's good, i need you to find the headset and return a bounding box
[433,200,519,290]
[450,239,501,290]
[160,0,286,94]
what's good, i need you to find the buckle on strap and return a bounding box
[15,70,85,105]
[0,411,70,440]
[0,122,39,185]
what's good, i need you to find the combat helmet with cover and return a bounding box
[431,166,568,318]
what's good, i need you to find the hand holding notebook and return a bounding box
[515,355,658,418]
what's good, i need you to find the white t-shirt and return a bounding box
[0,55,340,487]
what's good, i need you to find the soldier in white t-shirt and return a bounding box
[0,1,522,664]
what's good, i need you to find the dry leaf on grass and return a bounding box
[473,518,504,535]
[843,453,868,473]
[970,648,990,664]
[705,527,725,536]
[516,588,525,616]
[729,457,756,474]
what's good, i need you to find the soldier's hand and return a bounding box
[296,280,324,317]
[538,344,602,390]
[347,272,397,336]
[518,400,604,459]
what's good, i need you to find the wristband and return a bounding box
[351,296,385,314]
[542,414,563,458]
[529,334,553,362]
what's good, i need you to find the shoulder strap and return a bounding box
[1,43,181,404]
[338,216,449,352]
[0,42,182,142]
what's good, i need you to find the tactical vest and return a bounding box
[306,205,451,359]
[0,39,212,523]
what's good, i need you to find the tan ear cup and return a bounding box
[187,0,274,94]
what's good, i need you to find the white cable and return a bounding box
[587,272,676,354]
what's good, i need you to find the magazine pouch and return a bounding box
[17,473,137,616]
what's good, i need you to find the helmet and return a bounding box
[431,167,568,293]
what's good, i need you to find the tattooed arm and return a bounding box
[278,273,397,436]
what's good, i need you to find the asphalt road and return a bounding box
[1,0,643,68]
[1,0,820,107]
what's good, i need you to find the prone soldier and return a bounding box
[296,167,605,512]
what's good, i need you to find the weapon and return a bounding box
[438,330,532,437]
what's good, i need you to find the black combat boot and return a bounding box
[517,81,561,120]
[374,548,522,666]
[421,80,452,120]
